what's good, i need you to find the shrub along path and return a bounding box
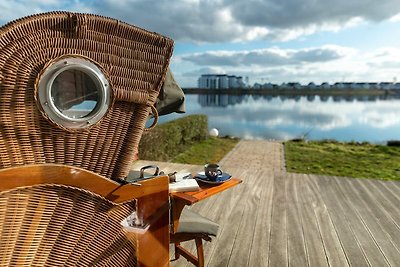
[132,140,400,267]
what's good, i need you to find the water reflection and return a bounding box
[160,94,400,143]
[198,94,400,107]
[198,94,250,107]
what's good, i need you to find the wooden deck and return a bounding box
[132,140,400,267]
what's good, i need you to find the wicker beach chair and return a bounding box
[0,11,173,180]
[0,164,141,266]
[0,11,173,266]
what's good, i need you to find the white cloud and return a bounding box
[177,45,400,86]
[1,0,399,87]
[389,13,400,22]
[182,45,354,67]
[228,0,400,28]
[358,101,400,128]
[1,0,400,43]
[216,96,400,132]
[197,96,353,137]
[0,0,93,25]
[359,112,400,128]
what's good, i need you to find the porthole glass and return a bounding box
[37,56,111,129]
[51,69,99,119]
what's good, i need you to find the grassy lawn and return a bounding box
[172,137,239,165]
[285,140,400,180]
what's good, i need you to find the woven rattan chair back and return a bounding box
[0,185,137,266]
[0,12,174,180]
[0,164,140,266]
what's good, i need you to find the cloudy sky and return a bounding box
[1,0,400,87]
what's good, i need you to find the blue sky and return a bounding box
[1,0,400,87]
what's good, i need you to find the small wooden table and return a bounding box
[170,178,242,233]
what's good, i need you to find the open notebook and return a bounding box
[169,173,200,193]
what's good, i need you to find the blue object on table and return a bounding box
[194,172,232,184]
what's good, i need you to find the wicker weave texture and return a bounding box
[0,12,174,179]
[0,184,137,266]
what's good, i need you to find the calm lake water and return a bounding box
[158,94,400,143]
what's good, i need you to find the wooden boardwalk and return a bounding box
[132,140,400,267]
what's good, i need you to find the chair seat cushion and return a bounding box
[177,209,219,236]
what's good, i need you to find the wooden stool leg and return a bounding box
[195,238,204,267]
[172,234,211,266]
[174,242,181,260]
[174,243,199,266]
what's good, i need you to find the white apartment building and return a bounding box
[198,74,245,89]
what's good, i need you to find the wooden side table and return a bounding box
[170,178,242,233]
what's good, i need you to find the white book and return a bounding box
[169,173,200,193]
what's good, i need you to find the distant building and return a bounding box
[287,82,302,89]
[333,82,344,89]
[280,82,288,89]
[253,82,274,89]
[198,74,245,89]
[253,83,262,89]
[393,83,400,90]
[353,82,370,89]
[248,80,399,90]
[228,75,245,88]
[263,83,274,89]
[380,82,394,90]
[308,82,317,89]
[320,82,330,89]
[368,83,379,89]
[218,75,228,88]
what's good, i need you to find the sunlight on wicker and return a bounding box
[0,11,174,267]
[0,11,174,180]
[0,185,137,266]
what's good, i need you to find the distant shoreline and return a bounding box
[183,88,398,96]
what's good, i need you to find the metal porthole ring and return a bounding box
[35,54,112,131]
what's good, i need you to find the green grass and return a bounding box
[285,140,400,180]
[172,137,239,165]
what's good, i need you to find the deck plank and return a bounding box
[316,175,369,267]
[306,175,349,267]
[268,172,288,267]
[207,141,278,267]
[204,173,250,266]
[227,169,267,267]
[364,179,400,224]
[295,174,328,267]
[331,176,391,266]
[201,169,250,267]
[387,180,400,192]
[286,173,308,267]
[381,180,400,207]
[134,140,400,267]
[247,170,275,267]
[342,178,400,265]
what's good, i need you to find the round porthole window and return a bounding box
[37,56,111,129]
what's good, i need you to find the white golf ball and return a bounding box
[209,128,219,137]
